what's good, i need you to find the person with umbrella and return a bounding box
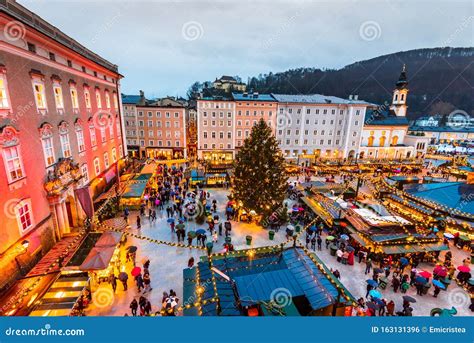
[432,279,445,297]
[119,272,128,291]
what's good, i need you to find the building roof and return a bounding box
[409,125,474,133]
[183,247,354,316]
[271,93,371,105]
[406,182,474,214]
[232,93,276,102]
[0,0,118,73]
[365,108,409,126]
[121,94,141,105]
[216,75,238,82]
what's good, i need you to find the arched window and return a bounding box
[379,136,386,146]
[392,135,399,146]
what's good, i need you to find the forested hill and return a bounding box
[247,47,473,119]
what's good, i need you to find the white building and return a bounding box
[272,94,370,161]
[359,66,417,160]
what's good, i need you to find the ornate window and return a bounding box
[1,126,25,183]
[391,135,399,146]
[69,80,79,110]
[84,85,92,109]
[104,152,109,169]
[88,119,97,147]
[39,123,55,167]
[113,91,118,109]
[94,157,100,176]
[105,90,111,109]
[31,74,47,112]
[75,119,86,152]
[95,88,102,109]
[111,148,117,163]
[81,164,89,185]
[0,66,11,111]
[16,199,34,233]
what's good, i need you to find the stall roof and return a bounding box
[79,246,116,270]
[121,180,149,198]
[406,182,474,215]
[29,272,89,317]
[184,247,354,316]
[381,243,449,255]
[95,231,123,248]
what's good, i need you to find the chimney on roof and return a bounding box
[139,90,144,98]
[354,95,359,100]
[349,95,353,100]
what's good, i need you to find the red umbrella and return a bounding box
[418,271,432,278]
[131,266,142,277]
[433,266,447,278]
[457,265,470,273]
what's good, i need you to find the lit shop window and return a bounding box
[119,145,123,158]
[42,136,55,166]
[60,133,71,158]
[3,145,25,183]
[94,157,100,176]
[16,199,33,233]
[0,75,10,109]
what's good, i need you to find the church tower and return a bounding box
[390,64,409,117]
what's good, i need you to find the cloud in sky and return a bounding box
[19,0,473,97]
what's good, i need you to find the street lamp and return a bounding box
[14,240,29,276]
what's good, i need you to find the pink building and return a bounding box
[233,92,277,149]
[0,0,124,290]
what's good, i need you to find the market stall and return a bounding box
[28,272,90,317]
[120,173,153,209]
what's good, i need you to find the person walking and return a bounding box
[109,274,117,293]
[365,258,372,275]
[135,273,144,292]
[386,300,395,316]
[143,272,152,292]
[136,215,141,230]
[392,275,400,293]
[317,235,322,251]
[120,274,128,291]
[310,236,316,251]
[130,299,138,316]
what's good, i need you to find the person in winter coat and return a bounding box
[386,300,395,316]
[365,258,372,274]
[130,299,138,316]
[143,273,152,292]
[392,275,400,293]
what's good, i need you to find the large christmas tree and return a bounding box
[233,119,288,217]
